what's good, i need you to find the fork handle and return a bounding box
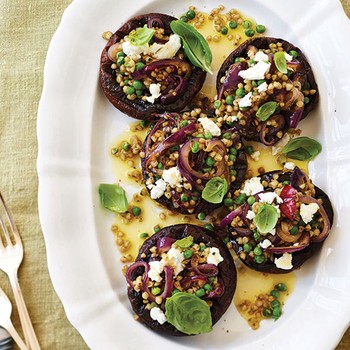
[3,321,28,350]
[8,273,41,350]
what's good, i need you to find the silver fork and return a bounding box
[0,192,41,350]
[0,287,28,350]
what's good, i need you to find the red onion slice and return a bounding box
[279,185,297,220]
[266,231,311,254]
[181,275,208,289]
[161,265,174,299]
[157,237,176,254]
[220,205,243,228]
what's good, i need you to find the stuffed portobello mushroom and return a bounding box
[219,166,333,273]
[215,37,318,145]
[100,13,207,120]
[125,224,236,336]
[141,111,247,215]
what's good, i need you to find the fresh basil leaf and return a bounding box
[274,51,287,74]
[165,292,212,335]
[201,177,228,204]
[254,203,278,234]
[129,26,155,46]
[256,101,278,121]
[98,184,128,213]
[282,137,322,161]
[170,20,213,74]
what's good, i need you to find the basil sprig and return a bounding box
[170,20,213,74]
[201,177,228,204]
[98,184,128,213]
[256,101,277,121]
[129,26,155,46]
[274,51,287,74]
[254,203,278,234]
[282,136,322,161]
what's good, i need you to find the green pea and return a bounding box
[223,237,230,244]
[183,249,193,259]
[249,59,256,65]
[153,225,161,233]
[199,244,206,251]
[272,307,282,319]
[247,196,256,205]
[197,212,206,220]
[151,287,161,295]
[122,141,131,151]
[191,141,200,153]
[214,100,222,109]
[230,169,237,176]
[289,50,299,58]
[180,15,189,22]
[253,230,261,240]
[154,175,161,181]
[230,147,238,155]
[181,194,189,202]
[270,289,280,299]
[303,82,311,90]
[117,51,126,58]
[203,283,213,291]
[242,20,252,28]
[234,57,242,63]
[253,246,262,256]
[235,193,247,205]
[304,96,310,104]
[271,300,281,308]
[224,198,234,207]
[126,87,135,95]
[282,180,290,185]
[252,80,257,87]
[204,223,214,231]
[117,57,125,66]
[243,243,252,252]
[263,308,272,317]
[257,79,266,86]
[180,120,189,127]
[139,232,149,239]
[195,288,206,297]
[204,131,213,139]
[245,28,255,37]
[254,255,265,264]
[135,89,143,97]
[229,154,236,162]
[203,167,211,173]
[221,26,228,35]
[245,146,253,155]
[256,24,266,33]
[236,88,246,98]
[135,62,146,71]
[196,133,204,138]
[289,225,299,235]
[226,95,234,105]
[229,21,238,29]
[133,80,143,90]
[157,162,163,170]
[132,206,142,216]
[275,283,287,292]
[140,120,148,128]
[186,9,196,19]
[170,145,179,152]
[205,157,215,167]
[223,132,232,139]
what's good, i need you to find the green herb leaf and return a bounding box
[165,292,212,335]
[274,51,287,74]
[282,136,322,160]
[256,101,278,121]
[98,184,128,213]
[201,177,228,204]
[254,203,278,234]
[170,20,213,74]
[176,236,194,248]
[129,26,155,46]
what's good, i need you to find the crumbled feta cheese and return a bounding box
[246,210,256,220]
[271,133,291,156]
[148,260,165,282]
[258,192,283,204]
[274,253,293,270]
[238,92,253,108]
[198,117,221,136]
[250,151,260,161]
[207,247,224,265]
[162,167,182,188]
[284,52,293,62]
[162,247,184,276]
[122,40,150,57]
[241,177,264,196]
[300,203,319,224]
[148,178,166,199]
[260,239,272,249]
[273,204,281,218]
[152,34,181,59]
[150,307,167,324]
[145,83,162,104]
[254,51,269,62]
[257,81,268,93]
[238,60,271,80]
[284,162,295,170]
